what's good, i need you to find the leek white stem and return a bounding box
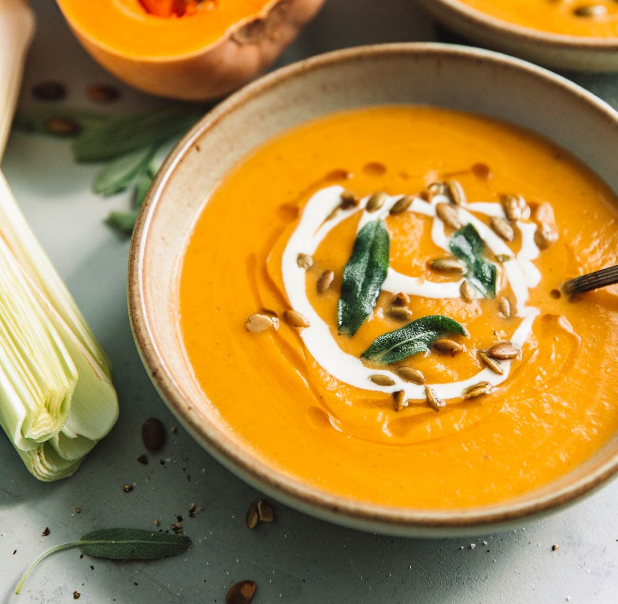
[0,0,119,481]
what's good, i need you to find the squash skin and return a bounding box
[56,0,326,100]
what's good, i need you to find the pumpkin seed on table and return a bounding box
[463,381,492,399]
[316,270,335,294]
[32,81,67,102]
[297,253,313,269]
[428,257,466,274]
[393,390,407,412]
[425,386,445,411]
[478,351,504,375]
[500,193,530,222]
[45,117,81,136]
[446,179,466,206]
[246,313,274,333]
[390,195,414,215]
[246,503,259,529]
[490,216,515,242]
[366,191,387,213]
[460,280,476,303]
[142,417,166,454]
[226,580,257,604]
[86,84,121,103]
[488,341,520,360]
[257,499,274,523]
[395,366,426,385]
[284,309,310,328]
[370,374,395,387]
[435,202,463,229]
[388,306,414,322]
[433,338,465,354]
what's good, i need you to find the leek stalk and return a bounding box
[0,0,119,480]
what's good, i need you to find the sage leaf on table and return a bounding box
[93,145,158,196]
[338,219,390,336]
[361,315,468,365]
[13,106,111,136]
[450,223,497,298]
[15,528,191,594]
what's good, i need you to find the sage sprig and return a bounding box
[15,528,191,595]
[361,315,468,365]
[449,223,497,298]
[338,220,390,336]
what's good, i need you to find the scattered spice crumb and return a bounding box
[160,460,165,466]
[42,527,50,537]
[73,591,80,600]
[171,426,178,434]
[469,543,476,550]
[123,484,133,493]
[80,554,83,559]
[154,519,160,527]
[137,455,148,465]
[12,549,17,555]
[90,566,94,571]
[76,508,81,514]
[552,544,559,551]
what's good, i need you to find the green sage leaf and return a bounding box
[106,210,139,236]
[338,219,390,336]
[449,223,497,298]
[93,145,157,197]
[13,107,110,137]
[361,315,468,365]
[15,528,190,594]
[72,105,205,163]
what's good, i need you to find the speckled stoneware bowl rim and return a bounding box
[420,0,618,50]
[129,43,618,536]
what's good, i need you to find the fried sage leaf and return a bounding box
[361,315,467,365]
[15,529,190,594]
[338,219,390,336]
[449,223,497,298]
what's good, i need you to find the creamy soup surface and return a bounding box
[457,0,618,37]
[179,106,618,509]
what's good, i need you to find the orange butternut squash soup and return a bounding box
[179,106,618,509]
[457,0,618,37]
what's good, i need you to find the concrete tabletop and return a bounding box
[1,1,618,602]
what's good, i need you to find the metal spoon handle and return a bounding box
[563,265,618,295]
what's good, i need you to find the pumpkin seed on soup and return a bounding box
[391,292,410,307]
[283,310,310,328]
[478,351,504,375]
[535,222,559,250]
[500,193,530,222]
[433,338,464,354]
[498,296,511,318]
[388,306,413,322]
[366,191,387,212]
[446,179,466,206]
[394,390,407,412]
[460,280,476,303]
[425,386,445,411]
[370,374,395,387]
[390,195,414,215]
[316,270,335,294]
[297,253,313,269]
[428,257,466,274]
[463,382,492,399]
[435,202,463,229]
[340,190,360,209]
[490,216,515,242]
[396,366,425,385]
[488,341,520,360]
[246,313,274,333]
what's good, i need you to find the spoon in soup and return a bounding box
[563,265,618,295]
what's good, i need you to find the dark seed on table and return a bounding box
[45,117,81,136]
[137,454,148,465]
[226,580,256,604]
[257,499,274,522]
[123,484,133,493]
[246,503,259,529]
[32,81,66,101]
[142,417,167,453]
[42,527,50,537]
[73,591,81,600]
[86,83,121,103]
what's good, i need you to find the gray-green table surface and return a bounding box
[2,1,618,602]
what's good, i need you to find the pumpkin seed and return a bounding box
[86,83,120,103]
[425,182,448,201]
[487,341,520,360]
[394,390,407,413]
[257,499,274,523]
[317,270,335,294]
[340,190,360,209]
[463,381,492,399]
[573,5,607,17]
[45,116,81,136]
[283,310,310,328]
[297,253,313,270]
[425,386,445,411]
[142,418,166,454]
[246,313,274,333]
[390,195,414,215]
[490,216,515,242]
[500,194,530,222]
[535,222,558,250]
[433,338,464,354]
[478,351,504,375]
[446,179,466,206]
[261,309,280,330]
[388,306,414,322]
[246,503,259,529]
[428,257,466,274]
[435,202,463,229]
[498,296,511,318]
[366,191,387,213]
[460,280,476,303]
[226,580,256,604]
[391,292,410,307]
[395,366,426,385]
[495,253,514,263]
[370,374,395,387]
[32,81,67,102]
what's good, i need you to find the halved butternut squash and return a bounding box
[55,0,326,100]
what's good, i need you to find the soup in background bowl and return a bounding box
[129,43,618,536]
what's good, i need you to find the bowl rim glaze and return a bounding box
[128,43,618,536]
[419,0,618,50]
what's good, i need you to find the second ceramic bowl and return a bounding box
[129,43,618,537]
[415,0,618,72]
